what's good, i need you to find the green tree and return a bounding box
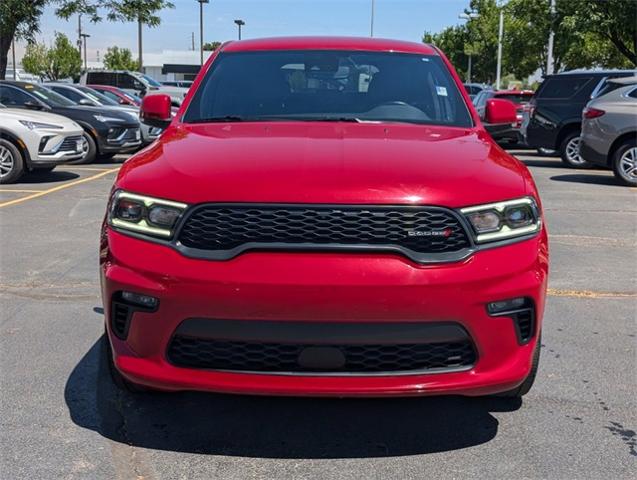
[102,1,174,72]
[103,46,139,70]
[22,33,82,80]
[202,41,222,51]
[0,0,48,79]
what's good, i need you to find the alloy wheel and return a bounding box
[0,144,15,178]
[618,147,637,182]
[565,136,586,166]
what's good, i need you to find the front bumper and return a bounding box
[98,126,142,153]
[101,227,548,397]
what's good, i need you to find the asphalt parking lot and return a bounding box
[0,151,635,479]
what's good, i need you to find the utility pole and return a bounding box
[495,8,504,89]
[370,0,375,37]
[137,18,143,72]
[546,0,556,75]
[78,14,83,58]
[196,0,209,66]
[234,19,245,40]
[191,32,195,51]
[458,12,480,84]
[80,33,90,70]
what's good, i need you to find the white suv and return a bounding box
[0,105,86,183]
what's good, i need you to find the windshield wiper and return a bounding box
[299,116,363,123]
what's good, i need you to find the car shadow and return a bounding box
[21,170,80,183]
[550,174,628,187]
[65,335,520,459]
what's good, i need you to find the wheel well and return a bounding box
[78,124,99,153]
[608,132,637,166]
[0,129,32,170]
[556,123,581,150]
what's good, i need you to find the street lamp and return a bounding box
[458,12,479,84]
[196,0,210,67]
[80,33,91,71]
[495,0,509,89]
[370,0,375,37]
[234,19,245,40]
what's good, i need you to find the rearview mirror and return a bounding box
[141,94,172,129]
[485,98,517,124]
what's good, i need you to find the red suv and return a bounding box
[101,37,548,399]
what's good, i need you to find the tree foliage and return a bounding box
[203,41,222,51]
[0,0,49,79]
[424,0,637,85]
[22,32,82,80]
[103,46,139,70]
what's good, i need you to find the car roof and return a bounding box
[547,69,637,77]
[495,90,534,95]
[221,36,438,55]
[0,80,32,87]
[608,75,637,86]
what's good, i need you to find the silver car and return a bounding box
[580,77,637,186]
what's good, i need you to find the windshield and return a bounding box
[183,50,472,127]
[138,73,162,87]
[24,84,76,107]
[495,93,533,104]
[77,86,119,105]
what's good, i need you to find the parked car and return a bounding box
[474,89,534,145]
[580,78,637,186]
[102,37,547,400]
[525,69,636,167]
[0,81,141,163]
[88,84,142,107]
[161,80,193,89]
[463,82,489,100]
[45,83,161,147]
[80,70,187,106]
[0,103,85,183]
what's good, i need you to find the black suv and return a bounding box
[0,81,141,163]
[525,70,636,167]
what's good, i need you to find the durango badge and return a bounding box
[407,228,453,238]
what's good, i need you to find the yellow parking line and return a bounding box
[0,168,119,209]
[548,288,637,298]
[0,189,44,193]
[65,166,122,172]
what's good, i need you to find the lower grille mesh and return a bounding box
[167,336,477,374]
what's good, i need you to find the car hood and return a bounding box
[117,122,529,208]
[0,108,81,129]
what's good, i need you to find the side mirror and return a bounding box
[485,98,517,124]
[141,94,172,129]
[119,98,128,105]
[78,98,94,106]
[23,100,46,111]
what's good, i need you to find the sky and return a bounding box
[15,0,472,62]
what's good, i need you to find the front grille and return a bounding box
[58,135,83,152]
[177,205,471,260]
[167,337,476,374]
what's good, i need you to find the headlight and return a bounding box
[93,114,125,123]
[19,120,63,130]
[108,190,188,238]
[460,197,541,243]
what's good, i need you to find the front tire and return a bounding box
[0,139,25,184]
[612,139,637,187]
[560,132,590,168]
[69,132,96,164]
[104,334,150,393]
[497,338,541,398]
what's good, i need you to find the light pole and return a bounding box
[77,14,83,58]
[234,19,245,40]
[458,12,479,84]
[546,0,556,75]
[370,0,375,37]
[495,1,507,89]
[80,33,90,71]
[196,0,209,66]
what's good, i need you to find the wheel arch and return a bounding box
[556,122,582,150]
[0,128,33,170]
[608,131,637,166]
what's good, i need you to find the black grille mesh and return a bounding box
[167,336,476,373]
[177,205,470,255]
[58,135,83,152]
